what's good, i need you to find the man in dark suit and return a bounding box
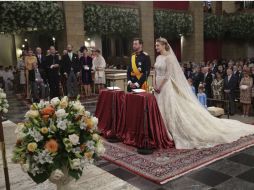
[35,47,46,71]
[211,59,218,74]
[127,38,151,92]
[45,46,60,99]
[202,67,213,100]
[202,66,213,106]
[224,68,238,115]
[61,44,80,98]
[192,66,204,94]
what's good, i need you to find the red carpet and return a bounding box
[102,135,254,184]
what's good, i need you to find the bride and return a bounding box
[154,37,254,149]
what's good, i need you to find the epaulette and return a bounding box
[143,51,149,56]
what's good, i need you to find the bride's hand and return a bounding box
[154,88,160,94]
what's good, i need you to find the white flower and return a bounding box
[0,92,6,99]
[86,140,95,151]
[60,96,68,108]
[3,108,8,113]
[21,163,29,173]
[57,119,68,130]
[50,97,60,106]
[96,142,105,155]
[33,150,53,164]
[28,128,44,142]
[91,117,98,126]
[55,109,67,118]
[50,169,64,181]
[15,123,25,134]
[37,100,46,109]
[44,101,50,106]
[68,134,80,145]
[70,158,81,170]
[85,111,91,117]
[92,134,100,141]
[15,124,26,140]
[72,101,85,113]
[25,110,39,118]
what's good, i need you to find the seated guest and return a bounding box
[3,67,14,92]
[211,72,224,108]
[80,46,93,97]
[239,70,253,117]
[197,84,207,108]
[29,62,47,102]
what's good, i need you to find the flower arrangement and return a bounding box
[0,88,9,114]
[12,96,105,184]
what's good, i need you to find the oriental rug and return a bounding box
[102,135,254,184]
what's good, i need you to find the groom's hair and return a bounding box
[133,38,143,45]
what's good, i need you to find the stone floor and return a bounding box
[2,93,254,190]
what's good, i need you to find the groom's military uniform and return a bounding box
[127,51,151,92]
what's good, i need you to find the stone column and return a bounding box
[139,2,155,63]
[181,1,204,63]
[63,2,85,51]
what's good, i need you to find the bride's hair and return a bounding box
[156,37,170,51]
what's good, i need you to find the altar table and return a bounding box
[95,90,174,149]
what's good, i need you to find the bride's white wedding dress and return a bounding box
[154,47,254,149]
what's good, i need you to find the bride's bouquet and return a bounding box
[12,96,105,184]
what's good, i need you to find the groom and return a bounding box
[127,38,151,92]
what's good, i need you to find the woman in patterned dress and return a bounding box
[239,70,253,117]
[211,72,224,107]
[25,49,37,99]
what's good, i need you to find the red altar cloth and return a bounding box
[95,89,125,138]
[95,90,174,149]
[118,92,174,149]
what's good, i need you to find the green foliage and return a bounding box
[204,13,225,39]
[204,13,254,40]
[84,4,139,37]
[0,1,64,34]
[225,13,254,40]
[154,10,193,39]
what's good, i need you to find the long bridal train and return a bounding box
[154,43,254,149]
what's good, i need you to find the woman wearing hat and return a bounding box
[92,49,106,92]
[239,69,253,117]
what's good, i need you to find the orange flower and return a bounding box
[45,139,59,153]
[41,106,55,116]
[75,115,82,121]
[84,151,93,160]
[84,118,94,130]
